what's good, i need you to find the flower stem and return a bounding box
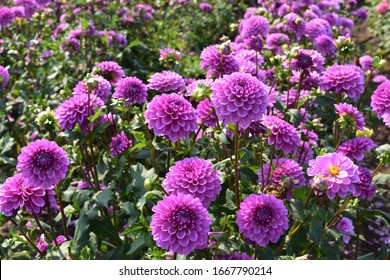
[259,134,265,188]
[372,161,384,177]
[9,217,44,256]
[55,182,69,239]
[166,140,172,171]
[234,124,240,208]
[325,194,352,230]
[32,213,53,243]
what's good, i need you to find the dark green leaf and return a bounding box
[73,206,90,254]
[93,187,113,208]
[372,174,390,186]
[89,216,122,244]
[223,189,237,211]
[309,220,322,245]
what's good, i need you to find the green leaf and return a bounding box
[286,108,301,126]
[97,153,109,180]
[128,163,155,194]
[73,205,91,254]
[93,187,113,208]
[136,190,163,213]
[0,133,14,155]
[89,216,121,244]
[290,199,304,221]
[132,131,147,144]
[128,233,147,255]
[129,40,142,48]
[372,174,390,186]
[375,144,390,164]
[223,189,237,211]
[309,220,322,245]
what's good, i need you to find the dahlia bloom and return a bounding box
[147,71,185,93]
[244,35,263,52]
[236,194,289,247]
[307,152,360,199]
[0,174,56,216]
[215,251,255,260]
[289,49,325,74]
[320,64,365,100]
[150,193,211,256]
[351,8,368,21]
[164,157,221,207]
[113,76,148,106]
[109,131,132,157]
[246,120,267,136]
[0,65,9,89]
[239,15,269,39]
[337,137,376,161]
[200,45,239,76]
[258,158,305,200]
[336,217,354,244]
[304,18,333,40]
[0,7,14,27]
[199,2,212,13]
[322,12,339,26]
[92,61,125,85]
[55,94,105,134]
[16,139,69,189]
[144,93,197,142]
[352,166,377,200]
[283,13,306,40]
[371,81,390,127]
[262,116,301,155]
[72,75,111,103]
[334,103,365,131]
[266,33,290,55]
[196,98,217,127]
[159,48,182,62]
[210,72,269,129]
[359,55,374,71]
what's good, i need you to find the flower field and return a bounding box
[0,0,389,260]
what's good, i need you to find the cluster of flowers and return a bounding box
[0,0,388,259]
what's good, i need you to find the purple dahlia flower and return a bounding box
[159,48,182,62]
[199,2,212,13]
[200,45,239,76]
[266,33,290,55]
[0,173,56,216]
[16,139,69,189]
[336,217,354,244]
[150,193,211,256]
[320,64,365,100]
[334,103,365,131]
[196,98,217,127]
[337,137,376,160]
[322,13,339,26]
[262,116,301,155]
[92,61,125,85]
[351,8,368,21]
[147,71,185,93]
[144,93,197,142]
[304,18,333,40]
[258,158,305,200]
[307,152,360,199]
[371,81,390,127]
[236,194,289,247]
[0,65,9,89]
[359,55,374,71]
[314,35,337,57]
[289,49,325,74]
[109,131,132,157]
[215,251,255,260]
[352,167,377,199]
[240,15,269,39]
[0,7,15,27]
[210,72,269,129]
[283,13,306,40]
[245,35,263,52]
[72,75,111,103]
[164,157,221,207]
[113,76,147,106]
[55,94,105,134]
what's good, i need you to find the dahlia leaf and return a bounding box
[73,205,91,254]
[93,187,113,208]
[309,220,322,245]
[375,144,390,164]
[223,189,237,211]
[89,216,121,245]
[372,174,390,186]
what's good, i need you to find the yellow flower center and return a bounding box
[329,165,339,176]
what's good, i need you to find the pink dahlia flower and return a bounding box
[236,194,289,247]
[304,18,333,40]
[307,152,360,199]
[164,157,221,207]
[239,15,269,39]
[150,193,211,256]
[109,131,132,157]
[196,98,217,127]
[113,76,148,106]
[144,93,197,142]
[211,72,269,129]
[0,65,9,89]
[336,217,354,244]
[92,61,125,85]
[72,75,111,103]
[200,45,239,76]
[352,166,377,200]
[334,103,365,131]
[371,81,390,127]
[337,137,376,160]
[16,139,69,189]
[147,71,185,93]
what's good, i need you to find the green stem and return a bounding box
[32,213,53,243]
[46,192,58,246]
[259,135,265,189]
[55,182,69,239]
[234,124,240,208]
[166,140,172,171]
[9,218,44,256]
[325,194,352,230]
[372,161,385,177]
[335,128,346,150]
[303,188,313,209]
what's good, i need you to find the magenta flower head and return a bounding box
[240,15,269,39]
[371,81,390,127]
[215,251,255,260]
[196,98,217,127]
[72,75,111,103]
[16,139,69,189]
[199,2,212,13]
[304,18,333,40]
[0,65,10,89]
[144,93,197,142]
[210,72,269,129]
[320,64,365,101]
[259,158,305,200]
[336,217,354,244]
[262,116,301,155]
[150,193,212,256]
[0,7,15,27]
[92,61,125,85]
[307,152,360,199]
[236,194,289,247]
[359,55,374,71]
[147,71,185,93]
[337,137,376,161]
[289,49,325,74]
[266,33,290,55]
[109,131,132,157]
[0,173,56,216]
[283,12,306,40]
[352,166,377,200]
[164,157,221,207]
[200,45,239,76]
[113,76,148,106]
[159,48,182,62]
[55,94,105,134]
[334,103,365,131]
